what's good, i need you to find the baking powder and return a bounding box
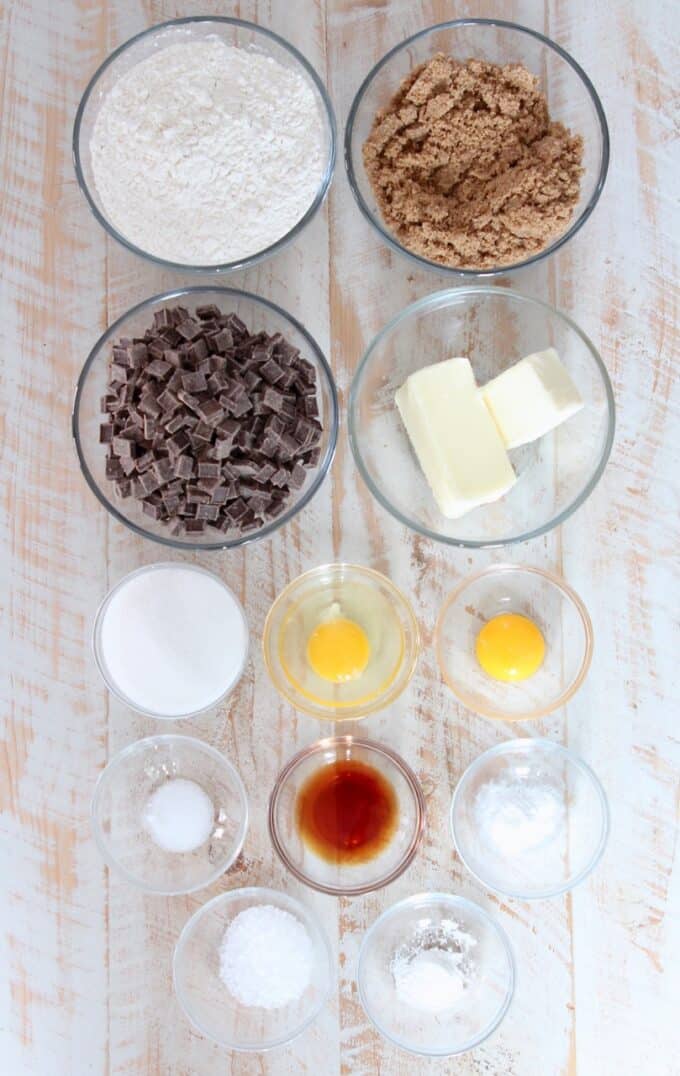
[474,774,566,857]
[90,38,326,264]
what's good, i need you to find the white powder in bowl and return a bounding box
[473,774,566,857]
[97,564,248,717]
[89,37,327,265]
[142,777,215,853]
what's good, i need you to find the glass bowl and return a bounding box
[268,737,425,896]
[92,562,250,719]
[262,563,420,720]
[345,18,608,276]
[435,564,593,721]
[91,735,248,895]
[357,893,515,1056]
[349,287,614,547]
[173,886,333,1050]
[73,16,336,272]
[73,287,338,550]
[451,738,609,899]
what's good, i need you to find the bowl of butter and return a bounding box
[348,287,614,547]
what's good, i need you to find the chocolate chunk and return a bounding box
[174,454,194,479]
[197,398,225,426]
[195,304,222,320]
[260,358,285,385]
[157,389,180,413]
[196,502,220,522]
[146,358,172,380]
[101,302,324,537]
[192,420,214,443]
[177,318,202,341]
[130,342,149,366]
[198,461,221,479]
[181,371,208,394]
[177,390,202,414]
[142,499,162,520]
[289,462,307,489]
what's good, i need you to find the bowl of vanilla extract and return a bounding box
[268,736,426,896]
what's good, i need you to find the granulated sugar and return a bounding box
[97,564,248,717]
[219,905,313,1009]
[90,37,326,264]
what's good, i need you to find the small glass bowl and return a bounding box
[345,18,608,276]
[435,564,593,721]
[92,562,250,720]
[262,563,420,721]
[451,738,609,900]
[73,17,336,272]
[173,886,333,1051]
[268,737,425,896]
[357,893,515,1056]
[349,287,614,548]
[91,735,248,895]
[73,287,338,551]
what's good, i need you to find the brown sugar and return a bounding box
[362,56,584,270]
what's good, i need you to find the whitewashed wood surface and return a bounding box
[1,1,678,1073]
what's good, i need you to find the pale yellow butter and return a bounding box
[396,358,517,519]
[482,347,584,449]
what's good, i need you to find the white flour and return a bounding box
[90,38,326,264]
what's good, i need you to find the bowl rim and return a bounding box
[90,733,249,895]
[357,890,516,1056]
[268,735,426,896]
[72,15,337,273]
[450,737,610,900]
[344,16,610,277]
[261,562,421,720]
[434,563,594,720]
[91,561,250,719]
[72,285,339,551]
[172,884,334,1051]
[348,285,616,548]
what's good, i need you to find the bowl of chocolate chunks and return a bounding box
[73,288,339,549]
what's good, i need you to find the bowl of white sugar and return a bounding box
[73,17,336,271]
[173,887,333,1050]
[91,734,248,895]
[92,562,249,719]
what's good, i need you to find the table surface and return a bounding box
[1,1,678,1073]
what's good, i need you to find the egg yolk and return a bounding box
[475,613,545,682]
[306,617,371,683]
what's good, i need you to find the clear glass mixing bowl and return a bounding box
[345,18,608,276]
[349,287,614,547]
[73,287,338,550]
[74,17,336,272]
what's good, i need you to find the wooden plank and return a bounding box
[0,0,677,1073]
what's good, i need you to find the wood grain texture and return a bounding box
[0,1,677,1074]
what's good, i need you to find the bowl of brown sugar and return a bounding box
[345,19,609,276]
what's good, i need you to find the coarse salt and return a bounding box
[219,904,313,1009]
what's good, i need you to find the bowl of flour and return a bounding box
[73,17,336,270]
